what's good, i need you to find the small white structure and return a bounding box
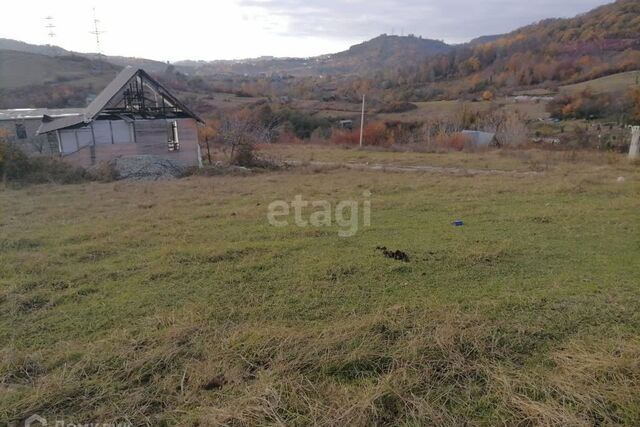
[339,119,354,130]
[461,130,496,148]
[630,126,640,160]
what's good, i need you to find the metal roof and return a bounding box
[83,66,139,120]
[37,113,86,134]
[38,114,89,133]
[35,67,204,134]
[0,108,84,121]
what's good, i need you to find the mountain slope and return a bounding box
[0,50,123,109]
[389,0,640,97]
[323,35,452,74]
[0,38,174,77]
[0,34,453,78]
[1,0,638,106]
[176,35,454,76]
[0,50,119,90]
[0,38,69,56]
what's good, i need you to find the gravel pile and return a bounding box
[109,155,187,181]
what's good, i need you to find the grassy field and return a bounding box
[376,98,549,124]
[561,71,640,95]
[257,143,622,172]
[1,148,640,425]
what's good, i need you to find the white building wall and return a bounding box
[92,121,112,144]
[111,121,134,144]
[59,130,78,154]
[63,118,200,168]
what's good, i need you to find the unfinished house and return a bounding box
[0,108,84,157]
[0,67,204,168]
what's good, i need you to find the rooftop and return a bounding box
[0,108,85,121]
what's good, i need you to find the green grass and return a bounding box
[1,150,640,425]
[561,71,640,95]
[258,143,623,172]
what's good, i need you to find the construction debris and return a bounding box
[106,155,187,181]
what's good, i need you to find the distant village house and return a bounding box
[0,67,204,168]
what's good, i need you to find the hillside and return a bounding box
[387,0,640,98]
[0,50,118,90]
[561,70,640,94]
[0,34,454,80]
[0,50,121,108]
[0,38,175,80]
[91,55,171,75]
[327,35,452,74]
[1,0,639,109]
[0,38,69,56]
[177,35,454,77]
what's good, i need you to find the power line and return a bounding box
[45,16,56,45]
[89,7,106,54]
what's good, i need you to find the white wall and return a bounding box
[92,121,112,145]
[112,121,134,144]
[59,130,78,154]
[59,120,136,154]
[63,118,200,168]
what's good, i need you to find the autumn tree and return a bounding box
[214,110,274,167]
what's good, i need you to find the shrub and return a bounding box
[547,89,621,121]
[273,109,331,139]
[482,90,495,101]
[0,140,31,181]
[277,130,303,145]
[496,113,529,147]
[331,122,390,147]
[377,102,418,114]
[23,157,88,184]
[435,133,471,151]
[87,161,120,182]
[234,90,253,98]
[214,113,275,168]
[0,141,89,184]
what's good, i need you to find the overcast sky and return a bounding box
[2,0,611,61]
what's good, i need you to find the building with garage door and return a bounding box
[0,67,204,168]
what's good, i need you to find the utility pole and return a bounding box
[45,16,56,47]
[359,94,366,148]
[205,136,213,165]
[90,7,105,54]
[630,126,640,160]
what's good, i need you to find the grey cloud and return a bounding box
[239,0,611,42]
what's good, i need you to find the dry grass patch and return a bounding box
[1,153,639,425]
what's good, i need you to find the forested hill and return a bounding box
[385,0,640,98]
[1,0,639,107]
[175,34,454,77]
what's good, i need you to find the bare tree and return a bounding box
[215,114,274,167]
[496,112,529,147]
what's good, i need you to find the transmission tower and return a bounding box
[90,7,105,54]
[45,16,56,45]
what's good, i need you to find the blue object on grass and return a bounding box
[453,220,464,226]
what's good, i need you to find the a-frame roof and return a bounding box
[38,67,203,134]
